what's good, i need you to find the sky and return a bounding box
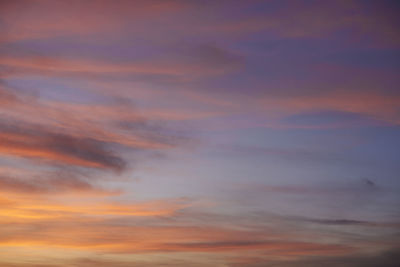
[0,0,400,266]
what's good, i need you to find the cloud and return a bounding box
[0,86,18,105]
[229,248,400,267]
[0,120,126,171]
[217,144,355,166]
[0,171,116,196]
[0,206,396,266]
[0,0,187,43]
[0,196,190,220]
[240,179,382,196]
[6,0,398,47]
[281,110,388,128]
[0,256,215,267]
[0,217,353,255]
[0,43,242,80]
[259,91,400,128]
[0,88,179,149]
[210,0,400,47]
[288,216,400,229]
[0,86,185,173]
[1,249,400,267]
[159,240,352,254]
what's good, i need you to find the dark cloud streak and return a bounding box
[0,171,117,195]
[0,120,126,171]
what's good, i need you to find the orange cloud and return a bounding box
[0,217,354,257]
[0,195,189,221]
[0,195,361,259]
[0,194,394,266]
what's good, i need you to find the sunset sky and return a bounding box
[1,0,400,266]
